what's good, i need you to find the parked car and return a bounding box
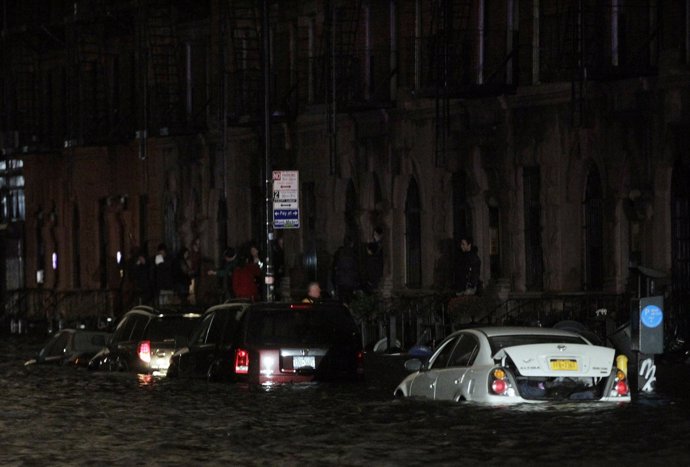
[88,306,201,375]
[395,326,631,404]
[24,329,111,368]
[168,301,364,383]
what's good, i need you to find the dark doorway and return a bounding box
[405,177,422,288]
[523,167,544,290]
[584,166,604,290]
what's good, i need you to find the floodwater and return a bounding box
[2,336,690,466]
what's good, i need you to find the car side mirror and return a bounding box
[404,358,423,372]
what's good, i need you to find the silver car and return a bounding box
[395,326,631,404]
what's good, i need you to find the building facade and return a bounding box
[1,1,689,339]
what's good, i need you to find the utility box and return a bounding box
[636,296,664,355]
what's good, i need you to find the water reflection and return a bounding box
[2,337,690,465]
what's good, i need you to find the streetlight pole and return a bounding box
[262,0,274,301]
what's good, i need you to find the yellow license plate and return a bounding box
[549,359,578,371]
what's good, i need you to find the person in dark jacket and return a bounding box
[455,236,481,295]
[363,227,384,293]
[126,247,152,306]
[332,236,359,304]
[153,243,174,305]
[172,247,193,304]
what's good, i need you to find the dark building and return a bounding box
[1,1,689,341]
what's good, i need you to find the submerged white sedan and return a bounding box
[395,326,631,403]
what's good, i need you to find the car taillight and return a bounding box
[235,348,249,374]
[356,351,364,374]
[615,380,629,396]
[489,368,510,396]
[138,340,151,363]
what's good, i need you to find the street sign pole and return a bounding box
[262,0,274,302]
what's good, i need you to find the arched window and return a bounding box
[405,177,422,288]
[584,166,603,290]
[672,161,690,339]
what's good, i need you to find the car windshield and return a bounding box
[489,334,587,354]
[246,308,358,346]
[146,316,200,341]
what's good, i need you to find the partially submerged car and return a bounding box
[395,326,631,403]
[168,301,364,384]
[88,306,201,375]
[25,329,111,368]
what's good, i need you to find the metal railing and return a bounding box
[349,289,630,352]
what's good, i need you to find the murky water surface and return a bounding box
[2,336,689,466]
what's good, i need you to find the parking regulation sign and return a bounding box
[272,170,300,229]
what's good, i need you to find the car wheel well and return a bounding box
[394,389,405,399]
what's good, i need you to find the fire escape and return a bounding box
[140,0,181,134]
[322,0,361,175]
[223,0,263,123]
[65,7,108,145]
[425,1,521,167]
[428,0,472,167]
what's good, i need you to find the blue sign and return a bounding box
[640,305,663,328]
[273,209,300,229]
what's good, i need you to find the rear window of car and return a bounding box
[146,316,200,341]
[245,307,358,346]
[489,334,588,354]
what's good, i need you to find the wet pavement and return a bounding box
[2,335,690,466]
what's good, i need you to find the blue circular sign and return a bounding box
[641,305,663,328]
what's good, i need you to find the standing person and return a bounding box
[126,247,152,306]
[232,255,262,301]
[455,236,481,295]
[208,247,239,301]
[332,235,359,304]
[153,243,174,305]
[187,237,203,304]
[363,227,384,293]
[172,246,193,305]
[302,281,321,303]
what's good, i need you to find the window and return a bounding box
[429,337,458,369]
[447,334,479,367]
[113,316,137,343]
[0,159,25,223]
[190,313,215,346]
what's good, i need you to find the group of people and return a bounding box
[325,227,385,304]
[207,243,266,302]
[125,239,203,307]
[124,229,481,308]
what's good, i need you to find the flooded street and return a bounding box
[2,336,690,466]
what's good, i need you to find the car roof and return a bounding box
[247,301,351,312]
[458,326,583,339]
[123,306,202,319]
[204,302,252,314]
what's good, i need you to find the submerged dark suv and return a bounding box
[168,301,364,383]
[88,306,201,375]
